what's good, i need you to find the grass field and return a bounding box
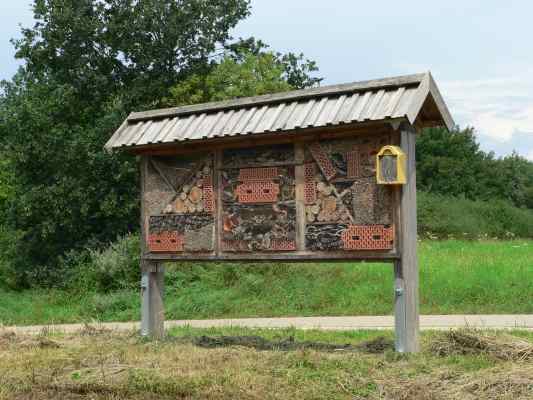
[0,327,532,399]
[0,240,532,326]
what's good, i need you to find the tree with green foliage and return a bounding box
[416,126,487,198]
[417,126,533,209]
[493,152,533,208]
[224,37,322,89]
[166,52,294,106]
[0,0,321,287]
[14,0,252,106]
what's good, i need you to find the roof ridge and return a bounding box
[128,72,427,122]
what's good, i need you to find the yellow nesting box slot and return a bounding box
[376,145,406,184]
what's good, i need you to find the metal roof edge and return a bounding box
[406,72,431,126]
[427,73,455,130]
[127,73,426,122]
[406,72,455,131]
[104,115,131,151]
[116,117,408,152]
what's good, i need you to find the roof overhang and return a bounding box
[105,72,454,151]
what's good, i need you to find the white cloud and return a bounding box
[440,72,533,158]
[441,72,533,153]
[471,105,533,143]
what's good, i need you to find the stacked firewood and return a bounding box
[163,167,211,214]
[305,181,352,223]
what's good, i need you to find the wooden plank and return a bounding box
[392,129,402,255]
[393,260,406,351]
[149,157,178,193]
[394,123,420,353]
[214,149,223,256]
[140,268,150,336]
[294,144,306,251]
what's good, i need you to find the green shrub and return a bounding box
[418,191,533,239]
[0,226,23,289]
[88,233,141,291]
[65,233,141,292]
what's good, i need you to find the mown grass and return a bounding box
[0,327,532,399]
[0,240,531,326]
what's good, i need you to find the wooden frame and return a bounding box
[138,123,420,353]
[141,126,398,260]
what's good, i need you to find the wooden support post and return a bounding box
[141,261,165,338]
[394,123,420,353]
[139,155,165,338]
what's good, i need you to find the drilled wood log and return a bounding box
[175,199,186,213]
[189,187,203,204]
[322,196,337,213]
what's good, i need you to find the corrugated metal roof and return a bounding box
[105,72,454,150]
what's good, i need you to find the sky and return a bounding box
[1,1,532,160]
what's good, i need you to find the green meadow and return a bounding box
[1,240,531,326]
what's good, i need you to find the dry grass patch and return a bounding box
[430,329,533,361]
[0,328,531,399]
[379,365,533,400]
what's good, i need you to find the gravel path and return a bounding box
[2,315,532,335]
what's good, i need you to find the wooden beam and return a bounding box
[140,156,148,257]
[218,160,299,169]
[294,143,306,251]
[143,252,399,262]
[394,123,420,353]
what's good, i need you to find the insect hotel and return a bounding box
[105,72,454,352]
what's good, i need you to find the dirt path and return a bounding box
[2,315,532,335]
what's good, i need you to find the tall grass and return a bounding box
[0,239,531,325]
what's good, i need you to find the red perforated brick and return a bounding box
[238,167,278,181]
[270,239,296,251]
[304,182,316,205]
[303,163,317,205]
[346,150,360,178]
[341,225,394,250]
[148,231,184,252]
[304,163,315,181]
[221,240,249,252]
[309,142,336,181]
[235,181,280,203]
[360,144,379,165]
[202,175,215,213]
